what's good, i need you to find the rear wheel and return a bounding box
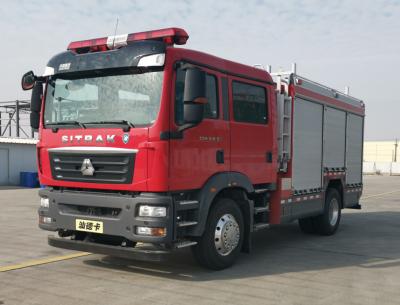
[314,188,342,235]
[192,198,244,270]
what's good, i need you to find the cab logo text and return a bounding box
[61,134,116,143]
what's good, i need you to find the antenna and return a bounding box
[112,17,119,49]
[291,63,297,74]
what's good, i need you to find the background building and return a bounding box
[363,140,399,175]
[364,140,399,162]
[0,137,38,185]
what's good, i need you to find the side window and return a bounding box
[175,67,219,125]
[204,74,218,119]
[232,81,268,124]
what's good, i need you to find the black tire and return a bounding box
[298,217,317,234]
[314,188,342,235]
[192,198,244,270]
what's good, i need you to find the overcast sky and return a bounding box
[1,0,399,140]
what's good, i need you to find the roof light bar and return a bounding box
[67,27,188,53]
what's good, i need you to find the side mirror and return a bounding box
[30,111,40,130]
[31,82,43,112]
[21,71,36,91]
[180,68,207,131]
[30,82,43,130]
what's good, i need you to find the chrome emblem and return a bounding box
[122,133,130,144]
[61,134,115,143]
[80,158,95,176]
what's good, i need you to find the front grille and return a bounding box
[58,203,122,218]
[49,152,135,184]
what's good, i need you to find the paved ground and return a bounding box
[0,175,399,305]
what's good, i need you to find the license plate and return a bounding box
[75,219,103,234]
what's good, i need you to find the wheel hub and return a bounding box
[329,198,339,226]
[214,214,240,256]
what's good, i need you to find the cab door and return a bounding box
[229,77,277,184]
[169,64,230,191]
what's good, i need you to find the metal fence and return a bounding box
[0,100,35,138]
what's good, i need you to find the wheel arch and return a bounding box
[190,172,254,237]
[326,179,344,209]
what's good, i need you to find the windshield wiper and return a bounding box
[84,120,135,131]
[47,120,86,132]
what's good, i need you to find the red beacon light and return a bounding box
[67,27,189,53]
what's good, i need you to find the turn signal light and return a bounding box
[136,226,166,237]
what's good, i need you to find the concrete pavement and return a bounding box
[0,175,399,305]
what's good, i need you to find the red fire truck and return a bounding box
[21,27,364,269]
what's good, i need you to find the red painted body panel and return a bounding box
[37,51,173,192]
[167,48,276,191]
[167,49,229,190]
[229,76,277,185]
[38,127,150,191]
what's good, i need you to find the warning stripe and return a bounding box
[0,252,91,273]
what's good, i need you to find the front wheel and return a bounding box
[192,198,244,270]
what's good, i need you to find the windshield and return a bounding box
[44,71,163,127]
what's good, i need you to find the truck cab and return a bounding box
[22,28,277,269]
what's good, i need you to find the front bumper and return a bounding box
[48,235,170,261]
[39,188,175,244]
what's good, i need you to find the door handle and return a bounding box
[266,151,273,163]
[216,150,224,164]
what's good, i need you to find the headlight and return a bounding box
[39,216,52,224]
[40,197,49,208]
[138,205,167,217]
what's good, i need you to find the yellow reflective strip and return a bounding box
[0,252,91,273]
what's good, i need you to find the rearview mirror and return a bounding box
[21,71,36,91]
[30,82,43,130]
[30,111,40,130]
[184,67,207,103]
[180,68,207,131]
[30,82,43,112]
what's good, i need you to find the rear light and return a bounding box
[68,27,188,53]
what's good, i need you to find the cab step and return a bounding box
[177,221,198,227]
[254,206,269,214]
[254,188,270,194]
[174,240,198,249]
[176,200,199,211]
[253,223,270,231]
